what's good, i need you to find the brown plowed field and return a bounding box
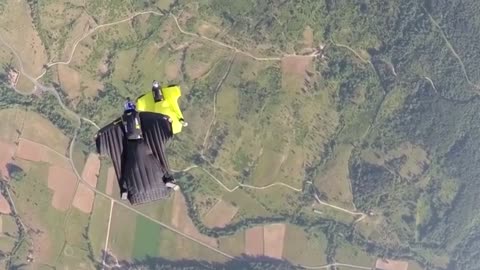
[72,183,95,214]
[81,154,100,187]
[47,165,77,211]
[15,138,70,169]
[263,223,286,259]
[245,226,264,256]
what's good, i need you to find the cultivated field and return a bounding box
[171,192,218,247]
[202,199,238,228]
[9,162,67,265]
[71,153,100,214]
[263,223,286,259]
[88,195,110,261]
[72,182,95,214]
[244,226,264,256]
[218,230,245,257]
[21,111,71,154]
[0,108,24,143]
[282,224,328,266]
[0,193,11,214]
[15,138,71,169]
[108,204,137,260]
[47,165,77,211]
[81,153,100,187]
[375,259,409,270]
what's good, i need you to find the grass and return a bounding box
[14,75,36,93]
[72,142,88,175]
[0,237,15,253]
[36,0,85,60]
[282,224,328,266]
[0,108,24,143]
[1,215,18,237]
[10,161,67,265]
[108,203,137,260]
[21,110,71,154]
[111,48,137,95]
[0,0,47,77]
[218,230,245,257]
[158,226,228,263]
[133,192,174,224]
[8,236,30,268]
[311,202,356,224]
[85,0,134,23]
[160,228,219,261]
[96,161,110,194]
[64,208,91,247]
[314,144,354,208]
[335,238,375,267]
[156,0,175,10]
[184,41,232,80]
[247,187,301,215]
[411,246,450,269]
[55,245,95,269]
[225,189,270,222]
[251,148,287,186]
[156,225,178,259]
[133,215,161,259]
[88,195,110,261]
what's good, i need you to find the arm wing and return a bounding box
[138,112,174,175]
[94,117,125,185]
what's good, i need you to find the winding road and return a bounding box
[0,8,373,270]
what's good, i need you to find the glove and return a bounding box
[179,118,188,127]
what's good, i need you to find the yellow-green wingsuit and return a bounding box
[135,85,185,134]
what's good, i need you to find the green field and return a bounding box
[218,230,245,257]
[282,224,328,266]
[133,215,161,259]
[335,238,375,267]
[108,204,137,260]
[88,195,110,261]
